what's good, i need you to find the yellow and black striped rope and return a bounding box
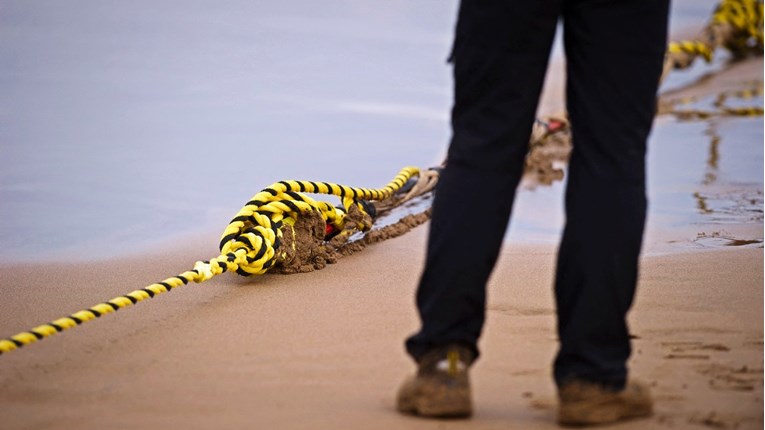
[667,0,763,70]
[0,166,420,355]
[713,0,764,49]
[667,40,714,62]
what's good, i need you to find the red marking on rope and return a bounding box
[548,119,564,132]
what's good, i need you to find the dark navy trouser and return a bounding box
[406,0,669,389]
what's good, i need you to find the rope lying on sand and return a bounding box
[0,0,762,357]
[0,167,438,355]
[524,88,763,187]
[529,0,764,186]
[663,0,763,77]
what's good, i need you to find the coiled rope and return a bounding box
[2,0,762,358]
[0,167,422,355]
[664,0,763,76]
[528,1,763,185]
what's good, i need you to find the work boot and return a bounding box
[557,379,653,426]
[396,345,474,418]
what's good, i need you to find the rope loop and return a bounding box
[218,166,420,277]
[713,0,764,51]
[664,0,763,74]
[0,166,422,355]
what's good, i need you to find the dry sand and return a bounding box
[1,32,763,430]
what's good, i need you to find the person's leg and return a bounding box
[398,0,562,419]
[405,0,562,361]
[555,0,669,389]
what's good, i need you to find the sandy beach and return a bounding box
[0,228,761,429]
[1,1,762,429]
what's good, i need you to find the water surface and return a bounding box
[0,0,756,262]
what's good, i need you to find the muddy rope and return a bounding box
[0,167,433,355]
[1,0,762,357]
[527,0,763,184]
[663,0,763,78]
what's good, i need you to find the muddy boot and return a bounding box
[557,379,653,426]
[396,345,474,418]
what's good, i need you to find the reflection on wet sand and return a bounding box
[0,0,759,261]
[660,103,762,249]
[658,85,764,120]
[694,192,714,214]
[703,120,721,185]
[669,89,764,229]
[695,231,763,247]
[510,75,763,252]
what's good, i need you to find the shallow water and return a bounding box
[0,0,756,262]
[647,116,764,252]
[507,115,764,252]
[0,1,457,261]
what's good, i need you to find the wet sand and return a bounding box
[0,229,761,429]
[0,75,762,427]
[1,4,763,429]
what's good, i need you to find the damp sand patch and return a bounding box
[505,110,763,253]
[646,114,763,253]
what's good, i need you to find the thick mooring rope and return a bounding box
[0,167,421,355]
[2,0,763,358]
[663,0,763,76]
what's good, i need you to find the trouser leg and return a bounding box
[554,0,669,388]
[406,0,561,361]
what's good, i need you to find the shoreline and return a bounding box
[1,5,762,428]
[1,4,758,266]
[8,52,762,266]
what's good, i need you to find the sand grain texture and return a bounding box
[1,17,762,430]
[0,227,762,429]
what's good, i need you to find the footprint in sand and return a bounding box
[487,304,554,316]
[660,341,731,360]
[696,363,763,393]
